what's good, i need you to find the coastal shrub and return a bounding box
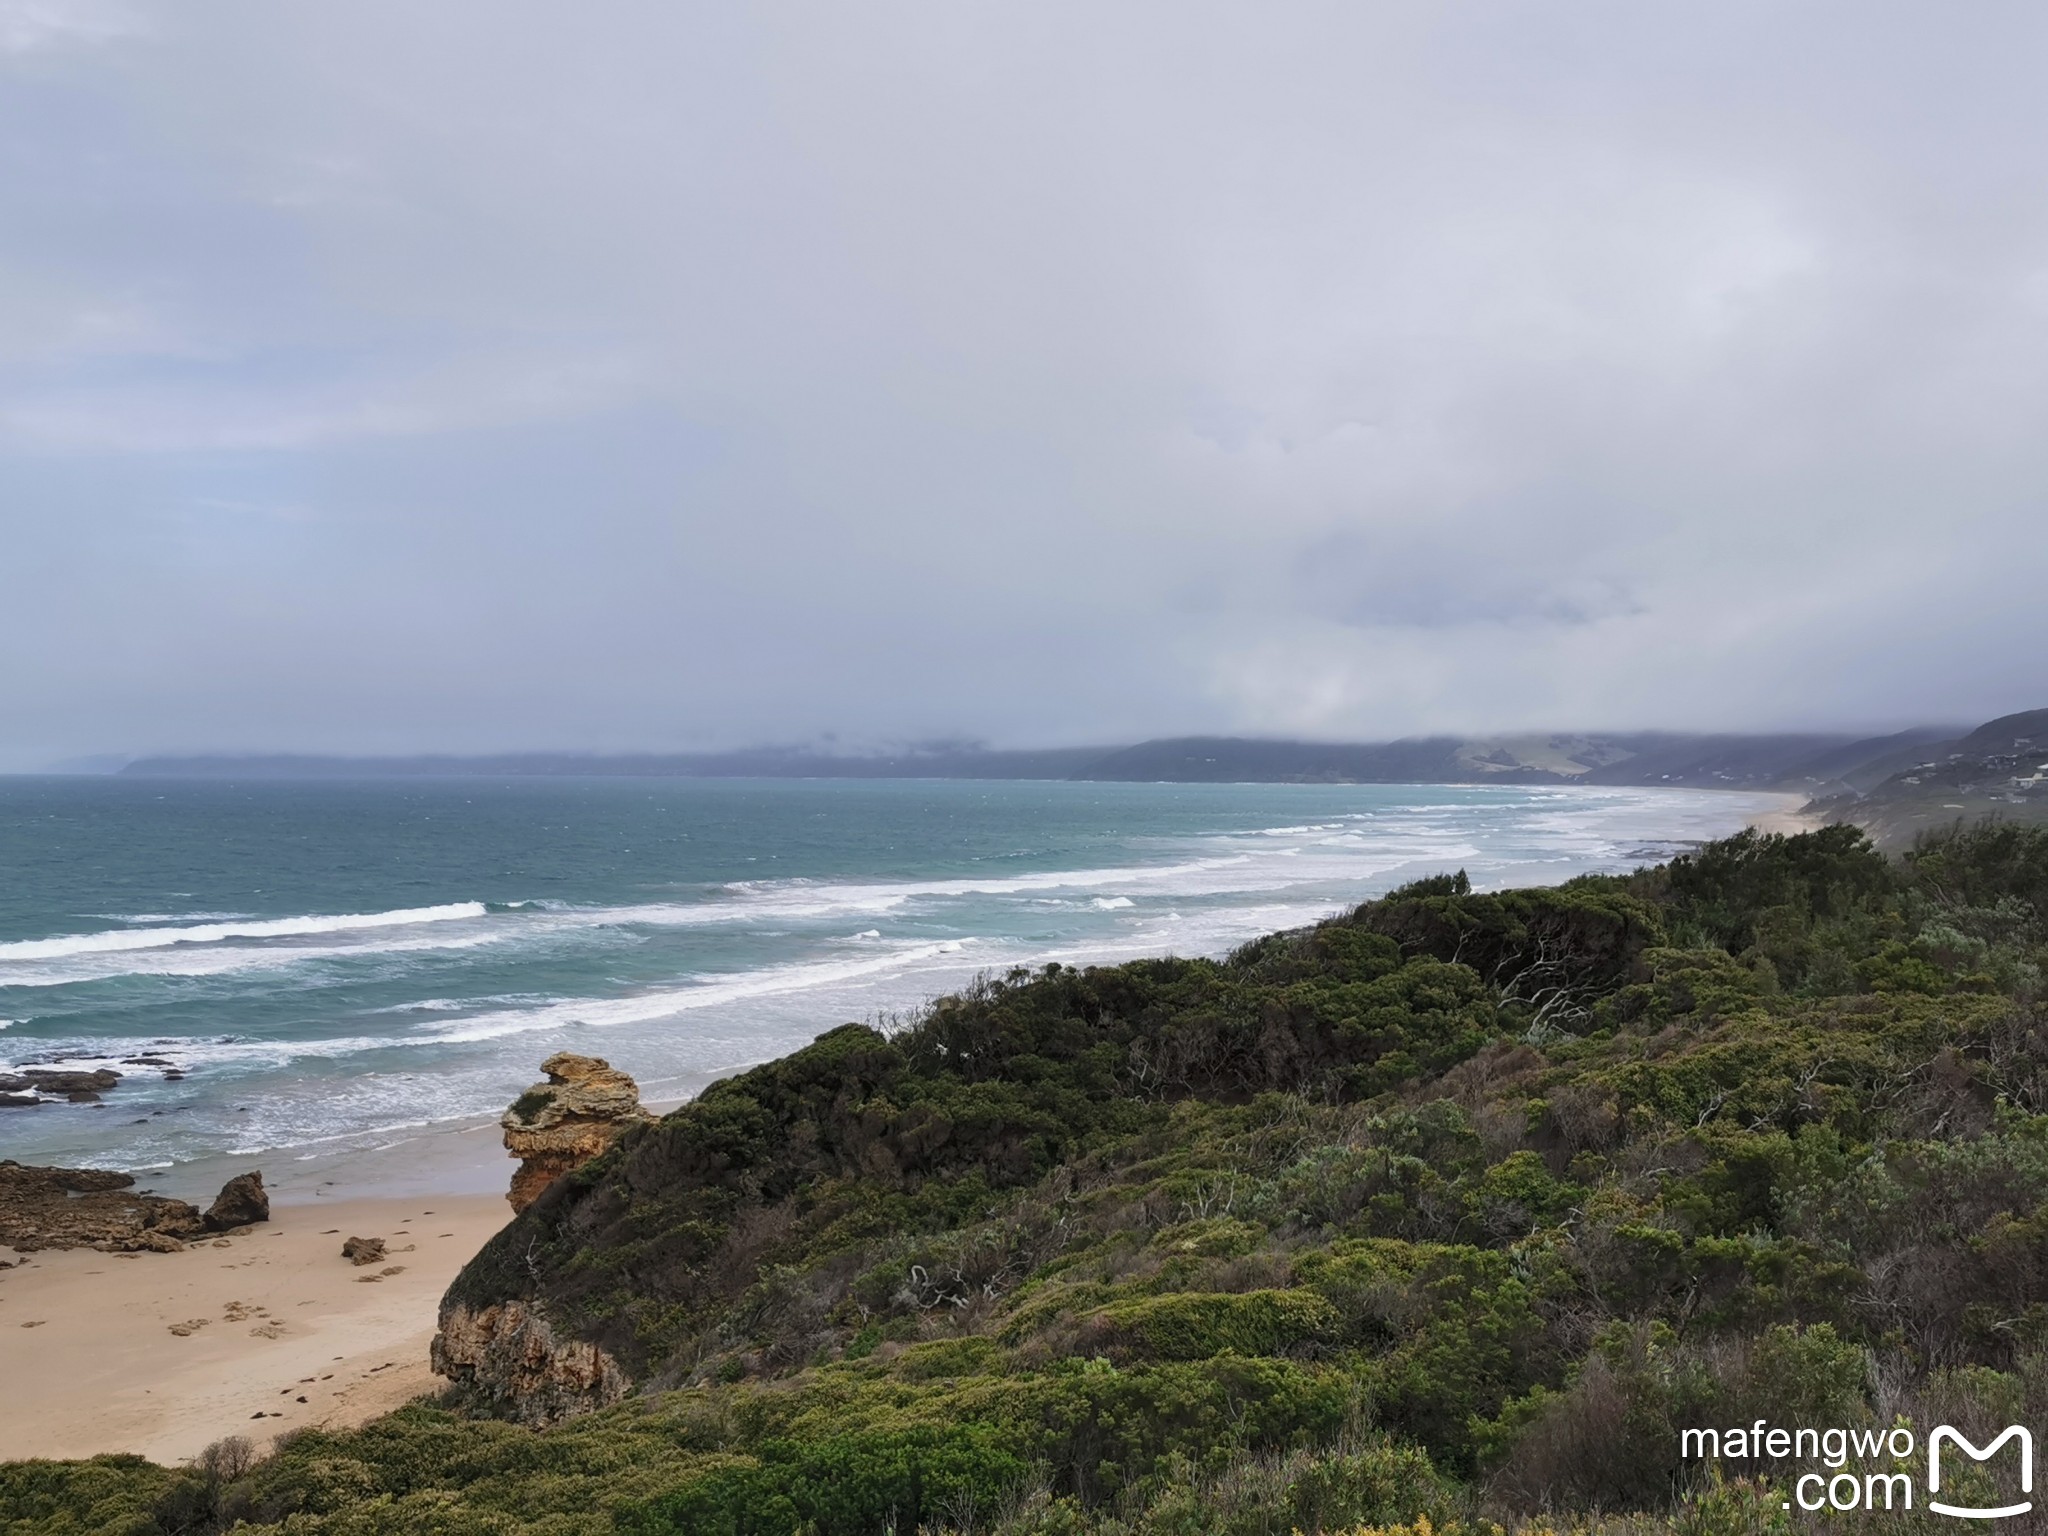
[0,1455,197,1536]
[1083,1288,1337,1360]
[620,1424,1029,1536]
[1106,1439,1453,1536]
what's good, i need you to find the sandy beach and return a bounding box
[0,1192,506,1464]
[1745,792,1824,837]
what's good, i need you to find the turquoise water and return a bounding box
[0,776,1779,1176]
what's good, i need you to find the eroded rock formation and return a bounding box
[0,1160,203,1251]
[432,1299,630,1426]
[0,1161,272,1251]
[203,1170,269,1231]
[500,1053,654,1213]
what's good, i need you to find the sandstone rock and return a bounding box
[432,1300,629,1426]
[0,1160,205,1252]
[342,1235,387,1266]
[500,1053,654,1213]
[204,1170,270,1231]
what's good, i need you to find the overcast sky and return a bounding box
[3,2,2045,766]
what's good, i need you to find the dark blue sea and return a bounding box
[0,776,1779,1179]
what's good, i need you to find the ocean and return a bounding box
[0,775,1783,1182]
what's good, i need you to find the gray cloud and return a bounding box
[3,1,2046,766]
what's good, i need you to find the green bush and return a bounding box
[1088,1289,1337,1360]
[620,1424,1028,1536]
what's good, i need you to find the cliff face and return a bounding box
[430,1299,630,1427]
[499,1053,654,1213]
[427,1054,654,1422]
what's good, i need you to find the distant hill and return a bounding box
[1071,731,1880,788]
[110,711,2048,876]
[115,726,1981,792]
[1805,707,2048,847]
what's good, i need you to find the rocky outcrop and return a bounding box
[0,1068,123,1105]
[342,1235,387,1266]
[432,1300,630,1426]
[203,1170,269,1231]
[0,1160,204,1251]
[500,1053,654,1213]
[0,1162,271,1250]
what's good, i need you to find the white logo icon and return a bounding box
[1930,1425,2033,1519]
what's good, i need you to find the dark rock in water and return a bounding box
[0,1093,40,1109]
[120,1057,174,1067]
[0,1160,204,1251]
[204,1171,269,1232]
[22,1069,121,1094]
[162,1070,187,1081]
[342,1235,387,1266]
[0,1075,30,1093]
[66,1091,101,1104]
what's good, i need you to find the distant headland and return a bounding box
[108,707,2048,848]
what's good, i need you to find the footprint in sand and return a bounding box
[167,1318,210,1336]
[21,1320,45,1328]
[250,1322,286,1338]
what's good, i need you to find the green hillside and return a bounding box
[11,821,2048,1535]
[1811,710,2048,849]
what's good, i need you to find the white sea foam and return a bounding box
[418,939,978,1045]
[1092,896,1135,910]
[0,902,488,963]
[0,928,512,989]
[93,911,257,924]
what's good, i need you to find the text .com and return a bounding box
[1680,1422,2034,1518]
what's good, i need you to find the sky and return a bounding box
[3,2,2046,767]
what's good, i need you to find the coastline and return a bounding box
[0,792,1829,1467]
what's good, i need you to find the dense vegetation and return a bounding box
[12,820,2048,1535]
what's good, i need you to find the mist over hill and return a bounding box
[105,729,1890,788]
